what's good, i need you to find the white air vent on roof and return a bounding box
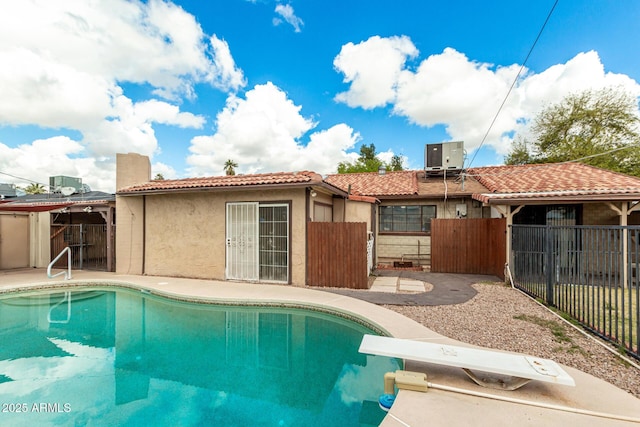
[60,187,75,196]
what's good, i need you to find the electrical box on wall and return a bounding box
[425,141,465,173]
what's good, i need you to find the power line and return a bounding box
[467,0,559,168]
[0,170,49,187]
[464,143,640,178]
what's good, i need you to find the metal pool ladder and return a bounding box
[48,246,72,280]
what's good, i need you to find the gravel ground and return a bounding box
[384,281,640,399]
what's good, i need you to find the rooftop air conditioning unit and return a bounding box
[50,176,83,194]
[425,141,465,173]
[0,183,17,197]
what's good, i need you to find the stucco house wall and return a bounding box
[115,153,150,275]
[344,199,374,233]
[142,188,307,284]
[115,196,145,275]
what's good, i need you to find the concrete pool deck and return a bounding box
[1,269,639,426]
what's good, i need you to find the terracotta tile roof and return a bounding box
[325,170,488,198]
[417,173,488,197]
[348,194,379,204]
[324,171,418,196]
[468,163,640,203]
[118,171,325,194]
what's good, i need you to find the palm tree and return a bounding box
[224,159,238,176]
[24,183,46,194]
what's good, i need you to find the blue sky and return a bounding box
[1,0,639,192]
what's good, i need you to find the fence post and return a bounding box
[79,223,84,270]
[544,224,554,305]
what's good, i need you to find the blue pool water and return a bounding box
[0,287,400,426]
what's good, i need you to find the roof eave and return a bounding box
[374,193,471,200]
[475,193,640,205]
[117,180,344,197]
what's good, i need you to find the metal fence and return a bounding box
[51,224,109,271]
[511,224,640,360]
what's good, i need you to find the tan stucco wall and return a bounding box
[0,212,29,269]
[141,188,308,285]
[115,195,145,275]
[116,153,151,275]
[29,212,50,268]
[344,200,373,233]
[116,153,150,190]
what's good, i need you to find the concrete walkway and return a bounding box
[323,269,500,305]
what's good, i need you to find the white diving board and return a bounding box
[359,334,575,390]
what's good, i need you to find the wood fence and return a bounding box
[307,222,368,289]
[431,218,506,279]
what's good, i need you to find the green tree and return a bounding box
[506,87,640,176]
[337,143,404,173]
[153,173,165,180]
[388,154,404,171]
[504,136,534,165]
[23,183,46,194]
[224,159,238,176]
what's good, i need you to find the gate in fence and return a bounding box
[510,224,640,360]
[51,224,112,271]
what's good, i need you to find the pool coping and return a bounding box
[1,269,639,426]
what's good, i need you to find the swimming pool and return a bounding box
[0,286,400,426]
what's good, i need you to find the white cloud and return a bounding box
[0,0,244,101]
[334,38,640,156]
[0,48,118,129]
[187,82,360,176]
[334,35,419,109]
[209,35,247,92]
[132,100,206,129]
[0,136,115,192]
[273,4,304,33]
[151,162,179,180]
[0,0,245,192]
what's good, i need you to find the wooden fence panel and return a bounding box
[307,222,368,289]
[431,218,506,279]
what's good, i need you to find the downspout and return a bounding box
[305,187,310,285]
[106,206,114,272]
[142,195,146,275]
[371,202,377,268]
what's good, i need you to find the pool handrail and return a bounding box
[48,247,72,280]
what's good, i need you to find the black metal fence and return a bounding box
[511,224,640,360]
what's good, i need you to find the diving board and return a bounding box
[359,335,575,390]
